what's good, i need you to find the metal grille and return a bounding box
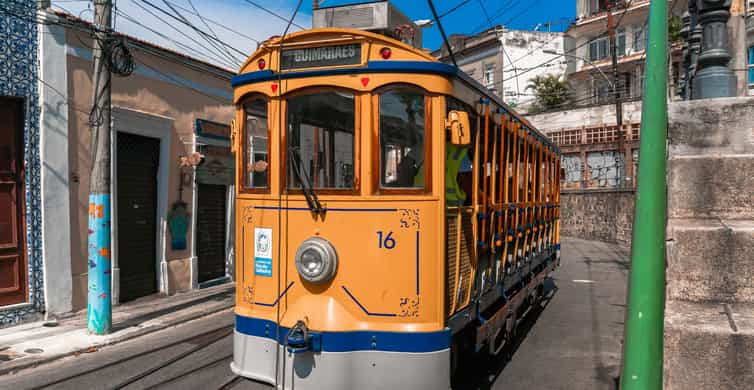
[332,7,374,29]
[446,209,474,316]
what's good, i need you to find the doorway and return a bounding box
[0,98,27,307]
[117,132,159,302]
[196,183,227,283]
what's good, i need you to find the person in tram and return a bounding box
[446,142,472,207]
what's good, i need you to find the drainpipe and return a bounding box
[620,0,667,389]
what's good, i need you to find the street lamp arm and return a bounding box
[543,49,614,89]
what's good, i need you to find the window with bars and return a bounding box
[633,25,646,52]
[484,63,495,89]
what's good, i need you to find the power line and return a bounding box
[438,0,471,19]
[160,0,242,66]
[126,1,241,68]
[502,0,544,27]
[163,0,259,43]
[469,0,519,35]
[477,0,520,98]
[135,0,247,58]
[115,9,240,69]
[241,0,305,30]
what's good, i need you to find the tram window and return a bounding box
[244,98,269,189]
[379,88,426,189]
[287,91,355,189]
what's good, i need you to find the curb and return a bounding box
[0,300,234,376]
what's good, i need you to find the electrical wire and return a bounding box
[160,0,242,67]
[241,0,305,30]
[115,9,239,69]
[135,0,247,58]
[162,0,260,44]
[274,2,305,389]
[477,0,520,100]
[438,0,471,19]
[127,1,241,68]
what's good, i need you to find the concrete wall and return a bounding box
[560,190,635,246]
[526,100,643,130]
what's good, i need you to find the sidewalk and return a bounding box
[0,283,234,376]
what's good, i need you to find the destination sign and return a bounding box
[280,44,361,70]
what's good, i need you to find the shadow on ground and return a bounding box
[452,278,560,390]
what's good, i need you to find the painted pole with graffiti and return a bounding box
[87,0,113,335]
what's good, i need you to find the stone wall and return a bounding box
[560,190,635,246]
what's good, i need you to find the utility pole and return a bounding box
[87,0,113,335]
[606,1,625,187]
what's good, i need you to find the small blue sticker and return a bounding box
[255,257,272,276]
[254,227,273,277]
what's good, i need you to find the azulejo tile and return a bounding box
[0,0,44,326]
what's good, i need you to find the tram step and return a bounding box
[664,300,754,390]
[668,97,754,156]
[666,218,754,304]
[668,154,754,220]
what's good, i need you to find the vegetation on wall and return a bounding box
[526,74,570,113]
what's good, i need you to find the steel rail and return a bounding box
[111,327,233,389]
[25,323,234,390]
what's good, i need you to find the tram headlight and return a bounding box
[295,237,338,284]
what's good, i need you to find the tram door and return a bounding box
[0,98,27,307]
[196,183,227,283]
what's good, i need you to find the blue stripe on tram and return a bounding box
[235,315,451,353]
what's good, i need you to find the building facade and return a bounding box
[432,27,568,109]
[1,6,239,326]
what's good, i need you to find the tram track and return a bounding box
[24,323,234,390]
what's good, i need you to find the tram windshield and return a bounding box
[287,91,355,190]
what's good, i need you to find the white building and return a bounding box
[500,29,570,110]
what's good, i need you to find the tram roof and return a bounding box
[234,28,559,153]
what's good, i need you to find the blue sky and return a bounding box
[52,0,575,69]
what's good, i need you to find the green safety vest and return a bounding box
[446,143,468,206]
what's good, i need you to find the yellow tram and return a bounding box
[230,25,561,390]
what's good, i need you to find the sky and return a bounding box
[51,0,575,70]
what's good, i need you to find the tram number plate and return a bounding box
[280,44,361,70]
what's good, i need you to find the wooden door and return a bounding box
[117,132,159,302]
[0,98,27,306]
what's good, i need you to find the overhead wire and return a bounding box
[127,1,241,68]
[134,0,247,59]
[438,0,471,19]
[160,0,242,67]
[162,0,260,44]
[273,2,305,390]
[477,0,520,99]
[115,9,239,70]
[241,0,305,30]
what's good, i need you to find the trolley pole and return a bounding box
[620,0,667,388]
[87,0,113,335]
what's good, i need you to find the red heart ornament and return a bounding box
[360,77,369,87]
[270,83,278,93]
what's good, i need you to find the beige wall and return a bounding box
[65,29,234,310]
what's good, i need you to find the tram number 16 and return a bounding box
[376,231,396,249]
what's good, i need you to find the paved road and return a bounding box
[0,237,627,390]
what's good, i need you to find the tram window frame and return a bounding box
[282,87,360,195]
[240,94,271,194]
[372,84,432,195]
[445,96,478,207]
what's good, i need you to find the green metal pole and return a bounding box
[620,0,668,389]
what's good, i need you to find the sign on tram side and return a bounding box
[280,43,361,70]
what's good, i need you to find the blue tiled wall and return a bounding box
[0,1,44,325]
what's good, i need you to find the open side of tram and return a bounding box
[229,27,561,390]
